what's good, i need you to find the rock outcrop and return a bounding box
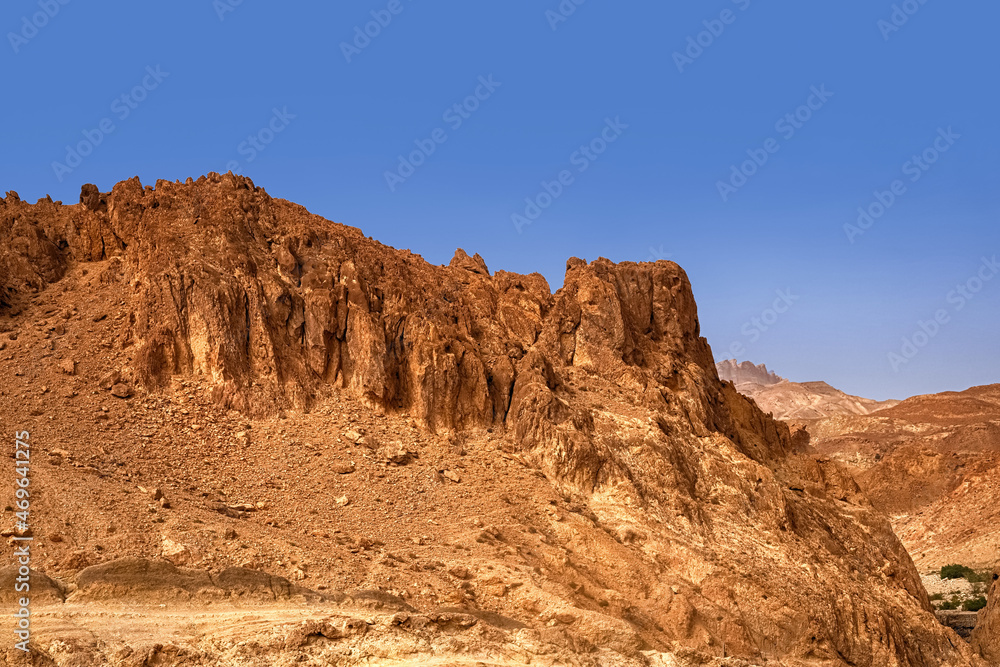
[70,558,325,602]
[0,175,983,665]
[972,569,1000,663]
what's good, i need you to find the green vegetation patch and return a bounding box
[962,596,988,612]
[939,596,960,611]
[939,564,992,583]
[940,564,976,580]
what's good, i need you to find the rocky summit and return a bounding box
[0,175,987,665]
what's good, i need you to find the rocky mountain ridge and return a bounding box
[0,175,986,665]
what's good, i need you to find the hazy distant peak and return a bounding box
[716,359,786,386]
[716,359,898,420]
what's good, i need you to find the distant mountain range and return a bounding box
[716,359,899,420]
[717,359,1000,572]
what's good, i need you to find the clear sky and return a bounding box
[2,1,997,401]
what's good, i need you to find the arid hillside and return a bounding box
[806,385,1000,571]
[0,175,985,665]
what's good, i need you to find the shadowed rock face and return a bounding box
[972,571,1000,662]
[0,174,984,666]
[70,558,325,603]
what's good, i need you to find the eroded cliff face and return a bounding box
[0,174,982,665]
[972,571,1000,663]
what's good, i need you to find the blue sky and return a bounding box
[2,0,997,400]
